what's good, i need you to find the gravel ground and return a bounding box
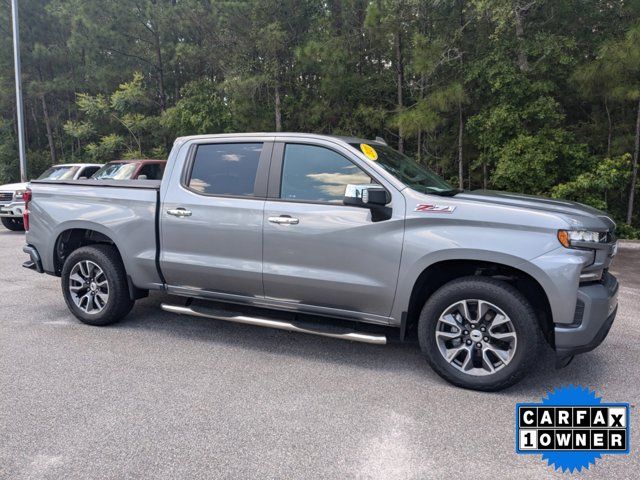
[0,225,638,479]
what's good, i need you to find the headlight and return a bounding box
[13,189,26,200]
[557,229,602,248]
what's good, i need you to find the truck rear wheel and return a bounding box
[61,245,134,326]
[1,217,24,231]
[418,276,541,391]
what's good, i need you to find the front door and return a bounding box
[262,141,405,318]
[160,140,272,298]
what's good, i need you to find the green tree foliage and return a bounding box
[161,79,231,137]
[1,0,640,233]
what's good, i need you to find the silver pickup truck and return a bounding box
[22,133,619,390]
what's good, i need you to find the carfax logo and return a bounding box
[515,385,630,473]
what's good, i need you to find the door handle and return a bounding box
[268,216,299,225]
[167,208,192,217]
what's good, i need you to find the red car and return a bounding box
[91,159,166,180]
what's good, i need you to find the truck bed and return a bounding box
[27,179,163,289]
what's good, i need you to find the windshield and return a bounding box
[37,166,79,180]
[92,162,138,180]
[349,143,456,195]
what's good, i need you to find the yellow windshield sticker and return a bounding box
[360,143,378,161]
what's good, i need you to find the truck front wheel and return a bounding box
[418,276,542,391]
[61,245,134,326]
[1,217,24,231]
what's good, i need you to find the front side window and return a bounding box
[280,144,372,203]
[188,143,263,196]
[37,166,79,180]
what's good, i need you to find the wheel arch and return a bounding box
[402,257,554,346]
[53,227,119,275]
[53,226,147,301]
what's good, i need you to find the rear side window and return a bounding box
[188,143,263,196]
[280,144,372,203]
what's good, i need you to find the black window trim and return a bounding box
[181,141,274,199]
[267,141,388,206]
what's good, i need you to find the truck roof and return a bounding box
[104,159,166,164]
[174,132,388,147]
[52,163,102,167]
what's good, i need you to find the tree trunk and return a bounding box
[30,104,42,148]
[155,31,166,111]
[458,0,465,189]
[395,30,404,153]
[150,1,166,111]
[483,160,488,190]
[274,81,282,132]
[627,97,640,224]
[41,94,57,165]
[417,74,425,163]
[604,97,612,157]
[514,7,530,72]
[328,0,342,35]
[458,100,464,190]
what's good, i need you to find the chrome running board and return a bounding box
[161,303,387,345]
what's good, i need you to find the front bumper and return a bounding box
[0,200,25,218]
[555,271,618,358]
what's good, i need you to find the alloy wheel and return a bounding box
[434,299,517,376]
[68,260,110,314]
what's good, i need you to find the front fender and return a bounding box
[390,225,591,326]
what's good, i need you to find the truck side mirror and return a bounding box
[343,184,392,222]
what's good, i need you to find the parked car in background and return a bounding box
[91,159,166,180]
[0,163,101,231]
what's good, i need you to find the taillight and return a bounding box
[23,188,31,231]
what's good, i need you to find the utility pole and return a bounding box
[11,0,27,182]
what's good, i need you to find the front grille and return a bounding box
[0,192,12,202]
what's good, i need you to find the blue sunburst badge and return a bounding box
[515,385,630,473]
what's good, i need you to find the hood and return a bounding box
[0,182,28,192]
[457,190,616,231]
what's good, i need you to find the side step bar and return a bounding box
[161,303,387,345]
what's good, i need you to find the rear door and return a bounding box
[160,138,273,298]
[262,139,405,319]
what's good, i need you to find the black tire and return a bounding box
[1,217,24,231]
[418,276,542,391]
[61,244,134,326]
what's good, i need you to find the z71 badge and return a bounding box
[415,204,456,213]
